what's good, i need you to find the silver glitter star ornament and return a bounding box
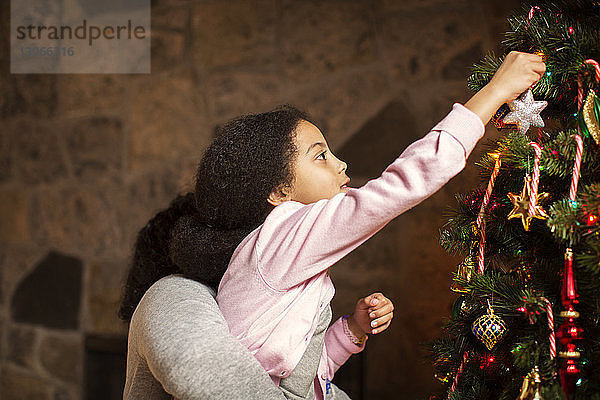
[503,88,548,136]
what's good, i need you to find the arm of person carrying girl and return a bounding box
[132,278,286,400]
[255,51,545,291]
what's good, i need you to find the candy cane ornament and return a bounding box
[528,143,543,218]
[476,154,502,274]
[569,135,584,202]
[541,297,557,359]
[448,351,469,399]
[526,6,542,27]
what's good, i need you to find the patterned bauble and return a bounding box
[472,305,508,350]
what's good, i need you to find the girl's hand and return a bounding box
[347,292,394,337]
[464,51,546,125]
[487,51,547,103]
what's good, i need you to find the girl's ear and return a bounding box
[267,185,291,206]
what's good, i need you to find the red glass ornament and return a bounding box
[587,214,598,225]
[558,248,582,399]
[561,248,578,307]
[558,317,583,344]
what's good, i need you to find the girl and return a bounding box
[119,84,393,399]
[213,51,546,400]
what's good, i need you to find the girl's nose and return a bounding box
[338,159,347,173]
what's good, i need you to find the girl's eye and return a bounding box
[316,151,327,160]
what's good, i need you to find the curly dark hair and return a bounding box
[118,104,313,323]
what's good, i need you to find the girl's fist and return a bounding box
[487,51,546,103]
[347,292,394,337]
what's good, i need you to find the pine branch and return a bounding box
[467,52,502,93]
[581,183,600,213]
[578,238,600,275]
[547,198,582,245]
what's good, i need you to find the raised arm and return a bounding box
[256,103,484,289]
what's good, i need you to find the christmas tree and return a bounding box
[429,1,600,400]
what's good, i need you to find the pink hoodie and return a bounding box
[216,103,485,399]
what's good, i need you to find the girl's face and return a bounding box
[268,119,350,206]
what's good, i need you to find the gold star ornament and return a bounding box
[507,176,549,231]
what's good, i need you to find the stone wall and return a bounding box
[0,0,520,399]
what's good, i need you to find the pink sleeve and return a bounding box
[324,317,366,377]
[256,103,485,289]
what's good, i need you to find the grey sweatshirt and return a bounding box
[122,274,287,400]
